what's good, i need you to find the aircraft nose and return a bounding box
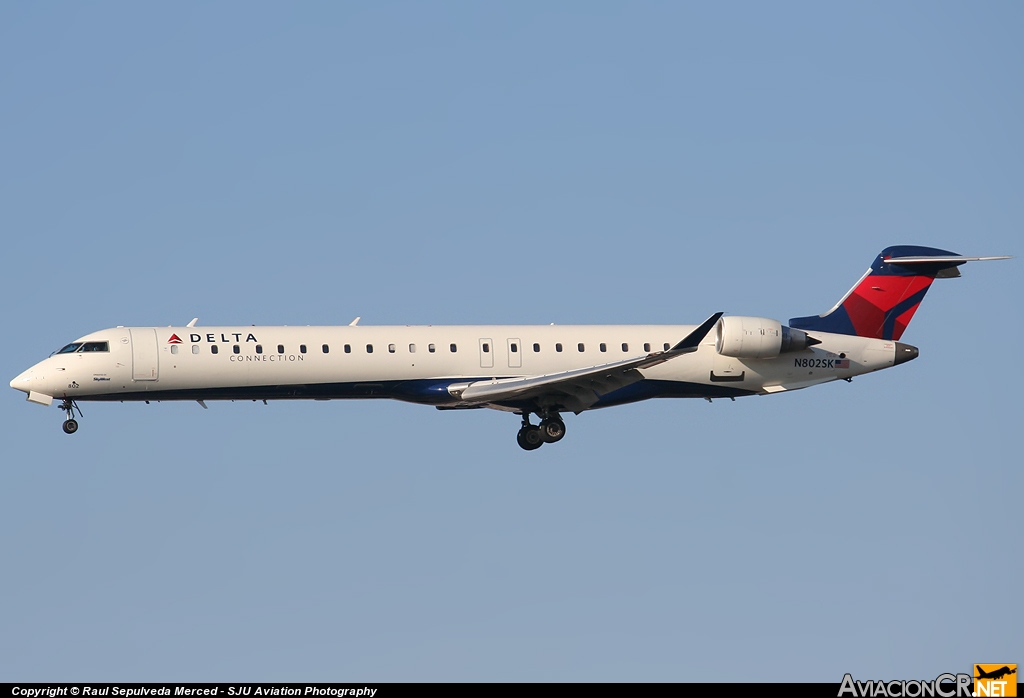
[10,369,33,393]
[894,342,919,366]
[10,365,45,393]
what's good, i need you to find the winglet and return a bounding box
[187,318,198,328]
[671,312,723,352]
[349,317,361,326]
[638,312,723,368]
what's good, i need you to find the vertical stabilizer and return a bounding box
[789,245,1008,340]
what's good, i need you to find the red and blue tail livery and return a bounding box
[790,245,1009,341]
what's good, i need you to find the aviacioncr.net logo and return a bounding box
[839,673,973,698]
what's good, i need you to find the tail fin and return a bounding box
[789,245,1010,340]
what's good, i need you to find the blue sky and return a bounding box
[1,2,1020,681]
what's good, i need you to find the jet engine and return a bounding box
[715,316,819,359]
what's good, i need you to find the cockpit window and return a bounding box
[55,341,109,355]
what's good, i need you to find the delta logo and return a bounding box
[975,665,1017,697]
[167,334,183,344]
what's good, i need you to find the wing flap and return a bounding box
[456,357,645,402]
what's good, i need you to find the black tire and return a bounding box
[539,418,565,443]
[62,419,79,435]
[517,426,544,451]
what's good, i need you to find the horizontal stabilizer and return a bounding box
[885,255,1011,264]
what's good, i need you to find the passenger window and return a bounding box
[664,343,670,351]
[556,343,562,352]
[171,345,179,355]
[192,345,199,355]
[533,343,540,352]
[510,343,518,353]
[389,344,396,353]
[344,344,351,353]
[599,343,606,352]
[300,345,307,354]
[367,344,374,353]
[644,343,651,352]
[277,345,284,354]
[482,343,490,353]
[256,345,263,354]
[211,345,219,354]
[409,344,416,353]
[233,345,240,354]
[323,344,330,353]
[428,344,435,353]
[622,343,628,352]
[578,343,585,352]
[450,344,457,353]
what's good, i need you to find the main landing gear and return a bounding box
[516,412,566,451]
[59,397,82,435]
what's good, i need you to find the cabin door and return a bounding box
[129,328,160,381]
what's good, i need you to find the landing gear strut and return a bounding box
[59,397,82,435]
[516,412,566,450]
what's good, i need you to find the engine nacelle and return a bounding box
[715,316,819,359]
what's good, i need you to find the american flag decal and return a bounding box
[835,359,850,369]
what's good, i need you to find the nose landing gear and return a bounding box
[59,397,82,435]
[516,412,566,451]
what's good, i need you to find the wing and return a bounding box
[447,313,723,413]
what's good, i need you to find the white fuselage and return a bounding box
[10,324,901,411]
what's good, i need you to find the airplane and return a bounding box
[9,246,1010,450]
[975,666,1016,681]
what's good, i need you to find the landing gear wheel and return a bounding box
[539,418,565,443]
[62,419,79,435]
[517,426,544,451]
